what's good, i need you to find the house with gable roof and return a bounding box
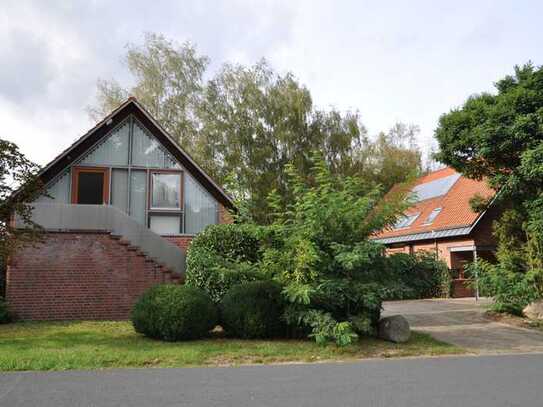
[5,98,234,320]
[373,167,499,297]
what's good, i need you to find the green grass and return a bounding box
[0,321,464,371]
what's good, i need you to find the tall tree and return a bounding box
[0,139,42,293]
[361,123,422,192]
[88,33,208,151]
[90,34,421,223]
[197,61,371,221]
[435,63,543,308]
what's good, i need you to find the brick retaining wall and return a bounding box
[6,232,180,320]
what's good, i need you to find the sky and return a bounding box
[1,0,542,166]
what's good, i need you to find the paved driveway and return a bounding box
[383,298,543,353]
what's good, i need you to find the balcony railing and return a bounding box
[15,203,186,275]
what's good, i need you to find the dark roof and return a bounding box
[37,97,234,209]
[373,167,495,244]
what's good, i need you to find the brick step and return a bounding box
[110,233,180,285]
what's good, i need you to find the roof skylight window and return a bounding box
[393,213,420,229]
[423,207,442,225]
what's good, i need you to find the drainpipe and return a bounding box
[473,247,479,301]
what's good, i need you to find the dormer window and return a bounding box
[394,213,420,229]
[423,207,442,225]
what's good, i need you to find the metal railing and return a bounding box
[15,203,186,275]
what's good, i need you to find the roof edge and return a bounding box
[372,226,473,244]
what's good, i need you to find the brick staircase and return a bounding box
[7,231,184,320]
[111,234,183,285]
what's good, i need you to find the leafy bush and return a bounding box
[186,224,267,302]
[258,153,407,346]
[131,285,217,341]
[476,259,538,315]
[0,298,11,324]
[220,281,286,339]
[473,208,542,315]
[382,252,451,300]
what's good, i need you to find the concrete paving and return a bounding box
[2,354,543,407]
[383,298,543,353]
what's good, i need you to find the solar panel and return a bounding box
[410,173,460,202]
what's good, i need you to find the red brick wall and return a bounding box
[164,236,193,251]
[219,203,234,224]
[6,232,179,321]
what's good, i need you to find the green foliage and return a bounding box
[436,63,543,312]
[188,224,261,263]
[258,153,408,346]
[475,259,537,315]
[1,139,43,260]
[185,224,265,302]
[131,285,217,341]
[0,298,11,324]
[382,252,451,300]
[220,281,286,339]
[91,34,422,224]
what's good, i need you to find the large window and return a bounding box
[151,173,181,209]
[149,171,183,235]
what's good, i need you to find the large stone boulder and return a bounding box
[378,315,411,343]
[523,300,543,320]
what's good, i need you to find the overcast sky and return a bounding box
[1,0,541,166]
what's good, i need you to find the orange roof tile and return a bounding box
[375,167,495,240]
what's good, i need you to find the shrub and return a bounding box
[476,260,537,315]
[186,224,267,302]
[220,281,286,339]
[189,224,261,262]
[382,252,451,300]
[256,153,406,346]
[0,298,11,324]
[131,284,217,341]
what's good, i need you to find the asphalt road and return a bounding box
[1,354,542,407]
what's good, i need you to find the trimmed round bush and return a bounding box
[220,280,286,339]
[131,284,217,341]
[0,298,11,324]
[186,224,265,302]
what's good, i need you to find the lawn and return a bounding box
[0,321,464,371]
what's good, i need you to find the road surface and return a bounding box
[1,354,542,407]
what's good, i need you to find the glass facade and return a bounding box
[150,215,182,235]
[81,122,130,166]
[111,169,128,212]
[184,173,218,235]
[35,171,70,203]
[35,116,219,235]
[132,123,165,167]
[130,170,147,225]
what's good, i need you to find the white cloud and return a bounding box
[1,0,542,166]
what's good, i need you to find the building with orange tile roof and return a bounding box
[373,167,499,297]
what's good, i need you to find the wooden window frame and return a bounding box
[71,166,110,204]
[148,170,184,212]
[147,170,184,235]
